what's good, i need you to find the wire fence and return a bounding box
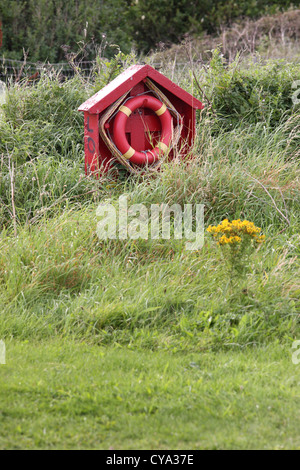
[0,57,94,83]
[0,56,197,84]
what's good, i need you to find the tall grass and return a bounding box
[0,53,299,351]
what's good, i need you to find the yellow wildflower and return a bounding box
[207,219,265,246]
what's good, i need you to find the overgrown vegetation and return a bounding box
[0,50,299,351]
[153,9,300,64]
[0,38,299,448]
[0,0,298,60]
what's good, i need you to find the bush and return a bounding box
[0,72,120,228]
[0,0,297,59]
[192,50,300,130]
[0,74,87,162]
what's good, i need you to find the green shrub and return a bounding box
[192,50,300,129]
[0,74,87,162]
[0,72,123,228]
[0,0,297,59]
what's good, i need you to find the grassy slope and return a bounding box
[0,51,299,449]
[0,205,298,351]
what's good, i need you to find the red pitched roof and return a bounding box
[78,64,204,114]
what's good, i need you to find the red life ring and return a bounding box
[113,95,173,166]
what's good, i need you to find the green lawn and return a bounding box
[0,340,299,450]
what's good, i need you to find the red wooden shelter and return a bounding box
[78,64,204,175]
